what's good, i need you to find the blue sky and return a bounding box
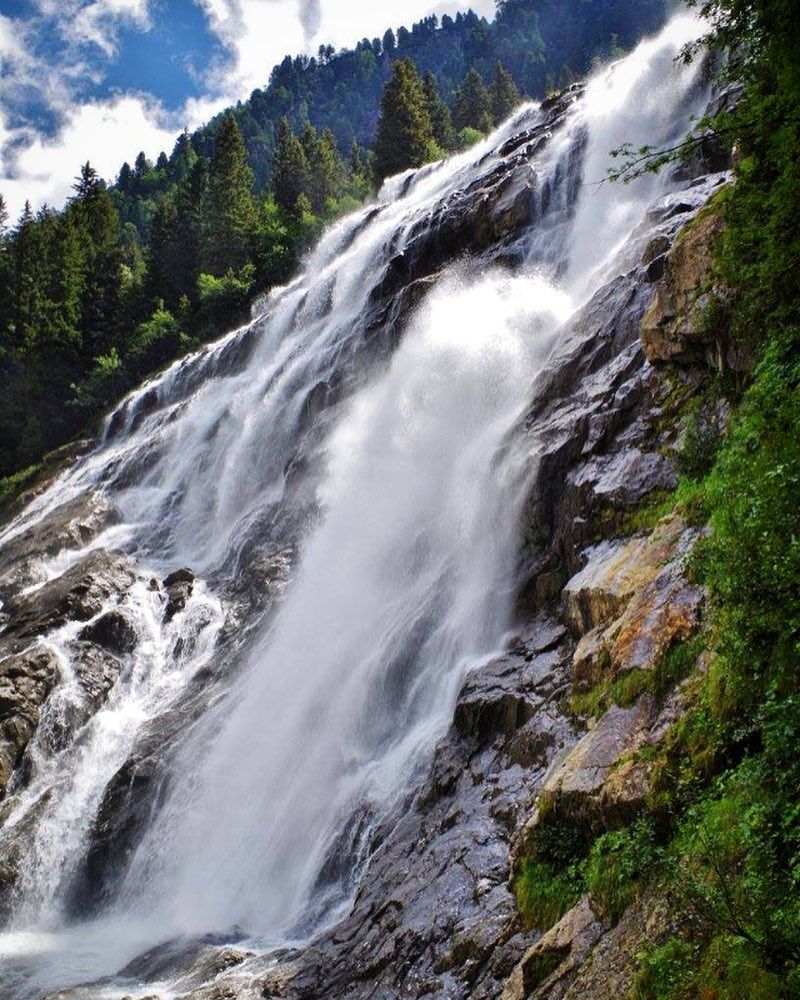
[0,0,495,218]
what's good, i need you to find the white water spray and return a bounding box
[0,16,709,997]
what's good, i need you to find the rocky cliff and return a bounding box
[0,34,739,1000]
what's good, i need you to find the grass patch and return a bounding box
[0,463,44,514]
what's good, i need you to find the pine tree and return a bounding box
[12,202,42,355]
[48,210,86,353]
[374,59,436,181]
[201,113,257,276]
[170,130,196,182]
[170,157,208,303]
[490,62,522,126]
[454,68,493,134]
[70,163,124,354]
[273,117,310,213]
[302,124,346,212]
[423,71,456,151]
[148,196,179,306]
[0,195,12,351]
[118,162,133,193]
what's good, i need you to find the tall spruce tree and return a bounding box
[201,114,257,276]
[273,118,310,212]
[423,71,456,150]
[170,157,208,303]
[70,164,123,354]
[13,202,42,356]
[454,68,493,133]
[490,62,522,125]
[148,196,180,306]
[301,124,346,212]
[0,195,10,348]
[170,130,196,182]
[374,59,436,181]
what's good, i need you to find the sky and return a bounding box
[0,0,496,219]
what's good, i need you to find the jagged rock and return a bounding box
[536,700,654,829]
[1,550,137,644]
[0,645,60,798]
[563,516,692,637]
[641,201,749,372]
[78,609,138,655]
[604,558,703,677]
[501,897,606,1000]
[556,893,678,1000]
[565,516,703,690]
[568,449,676,509]
[0,492,119,603]
[455,620,567,746]
[164,568,195,623]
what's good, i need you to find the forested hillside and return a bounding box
[0,0,666,490]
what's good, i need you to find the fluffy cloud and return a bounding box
[1,95,179,217]
[0,0,498,221]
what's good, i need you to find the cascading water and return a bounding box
[0,16,710,998]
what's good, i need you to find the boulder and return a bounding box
[164,568,195,623]
[641,201,750,372]
[501,897,606,1000]
[79,609,138,656]
[2,550,137,643]
[0,645,60,797]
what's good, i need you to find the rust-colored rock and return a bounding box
[566,516,703,692]
[641,200,750,372]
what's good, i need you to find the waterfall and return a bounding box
[0,16,710,998]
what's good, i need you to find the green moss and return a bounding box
[571,669,651,719]
[0,463,44,514]
[513,858,586,931]
[514,810,592,931]
[586,818,662,924]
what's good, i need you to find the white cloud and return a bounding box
[0,0,498,221]
[67,0,152,57]
[2,95,181,218]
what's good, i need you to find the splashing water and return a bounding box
[0,15,710,997]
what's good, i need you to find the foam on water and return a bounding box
[0,16,709,997]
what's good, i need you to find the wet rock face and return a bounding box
[0,549,137,803]
[0,646,60,798]
[0,493,119,605]
[514,176,728,615]
[564,515,704,688]
[501,896,606,1000]
[1,550,137,645]
[238,620,578,1000]
[641,200,750,372]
